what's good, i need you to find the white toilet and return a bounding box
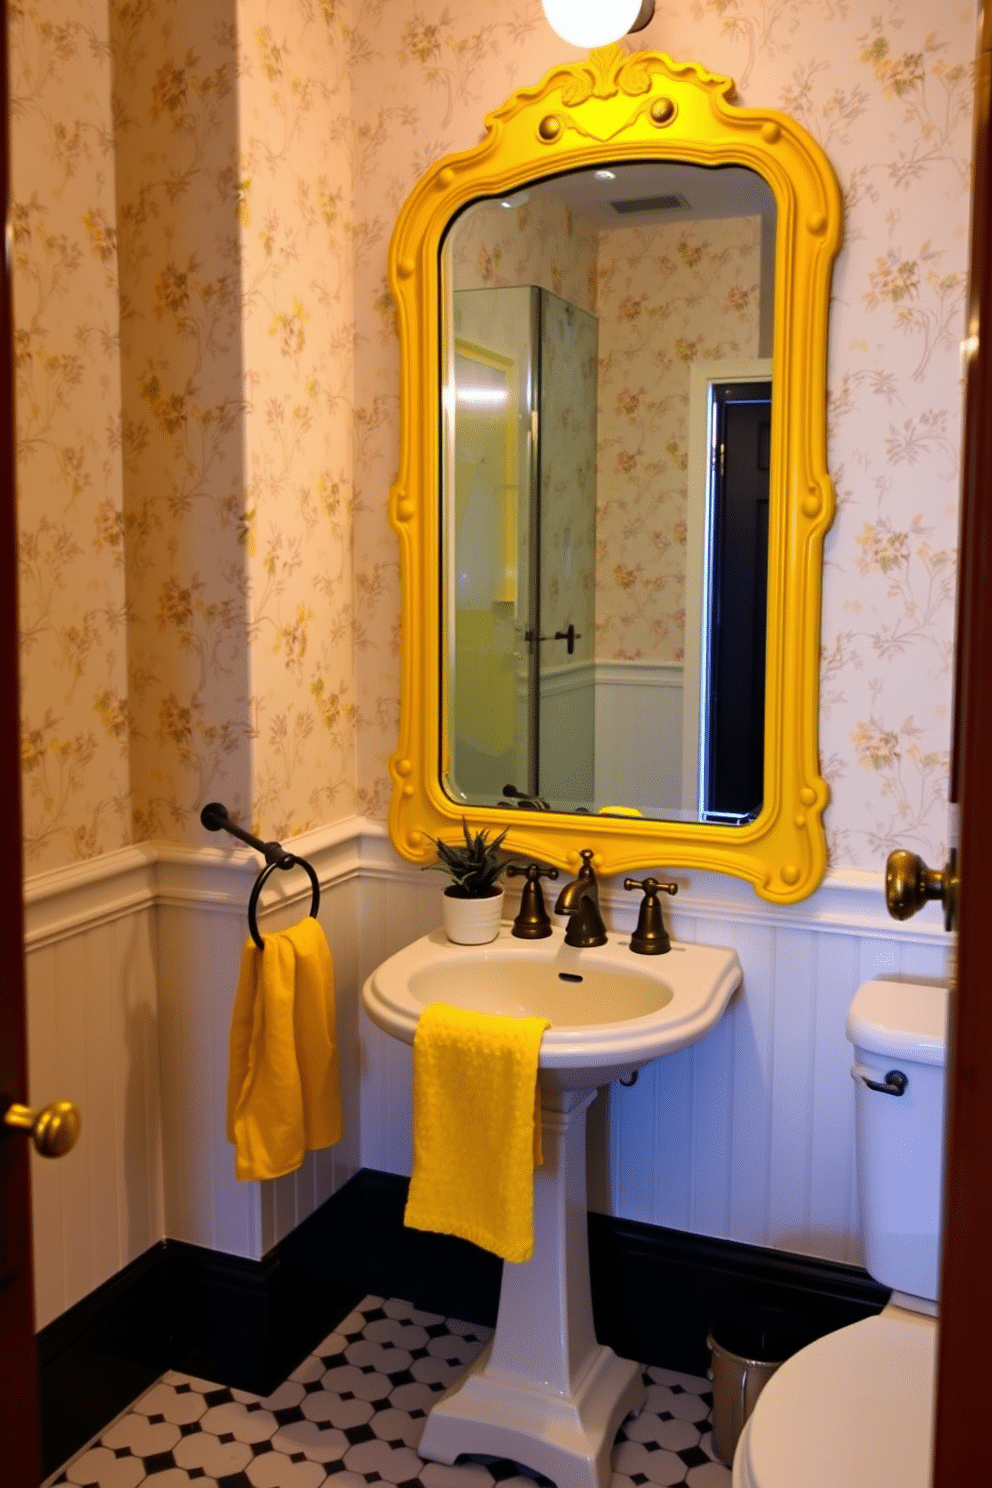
[733,978,947,1488]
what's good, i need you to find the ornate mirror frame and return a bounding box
[387,46,841,903]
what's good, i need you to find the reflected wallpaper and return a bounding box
[596,214,762,663]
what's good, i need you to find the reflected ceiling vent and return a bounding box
[609,193,691,215]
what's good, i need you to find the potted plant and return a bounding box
[427,819,513,944]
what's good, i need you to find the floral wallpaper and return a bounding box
[11,0,355,869]
[111,0,252,844]
[9,0,974,877]
[10,0,131,866]
[238,0,356,837]
[449,192,598,314]
[595,214,762,661]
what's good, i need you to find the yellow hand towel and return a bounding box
[404,1002,549,1263]
[226,917,342,1181]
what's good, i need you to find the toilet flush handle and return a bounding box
[853,1064,908,1097]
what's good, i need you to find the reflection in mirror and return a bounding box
[441,161,777,824]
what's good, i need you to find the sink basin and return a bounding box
[363,924,741,1089]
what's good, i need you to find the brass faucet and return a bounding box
[554,849,608,947]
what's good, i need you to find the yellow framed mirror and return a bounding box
[387,45,841,903]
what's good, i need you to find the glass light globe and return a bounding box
[541,0,653,49]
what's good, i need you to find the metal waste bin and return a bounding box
[706,1307,813,1466]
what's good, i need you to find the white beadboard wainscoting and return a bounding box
[154,834,364,1260]
[357,842,949,1270]
[536,658,596,805]
[25,852,163,1332]
[521,658,688,811]
[22,822,368,1328]
[594,661,685,814]
[22,819,948,1331]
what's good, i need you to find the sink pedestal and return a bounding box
[418,1084,645,1488]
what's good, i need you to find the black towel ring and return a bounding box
[247,855,321,951]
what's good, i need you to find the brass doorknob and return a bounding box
[885,848,958,932]
[3,1099,81,1158]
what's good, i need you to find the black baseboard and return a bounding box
[37,1244,167,1481]
[586,1210,890,1376]
[36,1212,364,1478]
[37,1167,888,1478]
[287,1167,503,1327]
[294,1169,889,1378]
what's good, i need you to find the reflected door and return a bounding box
[536,291,598,808]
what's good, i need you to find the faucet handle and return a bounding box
[507,863,559,939]
[623,877,678,955]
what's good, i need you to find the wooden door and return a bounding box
[0,2,43,1479]
[535,288,598,808]
[931,7,992,1480]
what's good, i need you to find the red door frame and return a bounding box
[0,0,43,1479]
[0,5,989,1484]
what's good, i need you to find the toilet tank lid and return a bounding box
[846,979,948,1066]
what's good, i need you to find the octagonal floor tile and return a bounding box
[47,1292,729,1488]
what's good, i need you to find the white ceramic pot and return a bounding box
[441,886,504,944]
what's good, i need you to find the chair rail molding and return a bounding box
[23,817,376,947]
[21,821,947,947]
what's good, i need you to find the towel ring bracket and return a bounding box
[201,801,321,949]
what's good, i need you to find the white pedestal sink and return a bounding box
[363,926,742,1488]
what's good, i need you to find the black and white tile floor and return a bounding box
[46,1294,731,1488]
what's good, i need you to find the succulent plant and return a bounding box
[426,818,512,898]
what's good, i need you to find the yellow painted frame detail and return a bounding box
[387,46,841,903]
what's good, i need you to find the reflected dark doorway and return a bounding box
[703,381,771,822]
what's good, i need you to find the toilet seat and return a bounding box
[732,1311,936,1488]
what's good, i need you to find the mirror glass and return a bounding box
[441,161,777,824]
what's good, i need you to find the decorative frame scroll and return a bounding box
[386,46,841,903]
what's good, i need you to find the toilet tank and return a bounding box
[846,979,948,1304]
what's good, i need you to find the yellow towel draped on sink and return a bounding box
[226,917,342,1181]
[403,1002,550,1263]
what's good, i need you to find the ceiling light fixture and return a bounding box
[541,0,655,49]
